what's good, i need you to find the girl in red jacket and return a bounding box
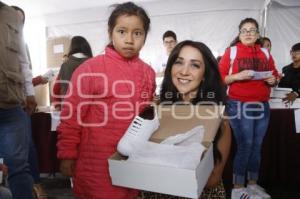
[219,18,278,199]
[56,2,155,199]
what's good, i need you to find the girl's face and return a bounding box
[239,22,259,46]
[263,40,271,52]
[171,46,205,102]
[111,15,146,58]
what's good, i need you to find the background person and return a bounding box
[219,18,278,199]
[12,5,48,199]
[261,37,272,52]
[152,30,178,95]
[51,36,93,110]
[0,2,34,199]
[152,30,178,77]
[278,42,300,103]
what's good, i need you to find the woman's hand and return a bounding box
[264,75,276,86]
[60,159,75,177]
[234,70,254,81]
[225,70,254,84]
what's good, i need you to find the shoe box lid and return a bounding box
[150,105,224,146]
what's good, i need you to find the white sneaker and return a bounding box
[231,188,251,199]
[232,187,263,199]
[247,184,271,199]
[117,108,159,156]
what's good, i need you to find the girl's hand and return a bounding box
[235,70,254,81]
[264,75,276,86]
[60,159,75,177]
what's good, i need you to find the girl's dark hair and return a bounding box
[108,2,150,40]
[261,37,271,45]
[159,40,226,163]
[68,36,93,58]
[11,5,25,24]
[230,17,261,47]
[160,40,226,105]
[163,30,177,41]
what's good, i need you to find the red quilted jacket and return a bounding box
[57,46,156,199]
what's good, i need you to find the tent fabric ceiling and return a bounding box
[43,0,265,64]
[3,0,300,75]
[272,0,300,7]
[3,0,156,17]
[266,1,300,68]
[4,0,265,19]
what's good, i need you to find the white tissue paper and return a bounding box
[127,126,205,170]
[251,70,272,80]
[161,125,204,146]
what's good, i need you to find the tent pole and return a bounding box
[262,0,272,36]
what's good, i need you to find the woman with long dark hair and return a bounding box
[52,36,93,109]
[139,40,231,199]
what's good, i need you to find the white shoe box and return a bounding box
[269,98,300,109]
[109,105,224,198]
[270,87,292,98]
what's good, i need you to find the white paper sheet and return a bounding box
[294,109,300,133]
[252,71,272,80]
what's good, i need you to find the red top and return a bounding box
[56,46,156,199]
[219,42,279,102]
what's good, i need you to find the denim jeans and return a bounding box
[226,100,270,186]
[25,113,41,183]
[0,106,34,199]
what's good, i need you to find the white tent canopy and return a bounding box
[266,0,300,68]
[3,0,300,75]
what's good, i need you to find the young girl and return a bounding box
[219,18,278,199]
[56,2,155,199]
[139,40,231,199]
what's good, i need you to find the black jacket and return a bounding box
[278,63,300,97]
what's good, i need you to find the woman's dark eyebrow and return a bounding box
[191,59,201,63]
